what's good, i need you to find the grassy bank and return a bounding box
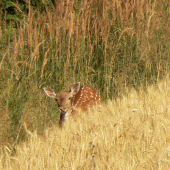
[0,0,170,147]
[1,76,170,169]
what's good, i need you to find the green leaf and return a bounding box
[5,1,15,9]
[6,14,20,21]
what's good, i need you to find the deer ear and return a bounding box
[70,82,80,95]
[43,88,56,98]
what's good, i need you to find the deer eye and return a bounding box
[55,98,59,103]
[68,97,72,100]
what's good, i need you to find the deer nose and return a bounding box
[59,107,66,113]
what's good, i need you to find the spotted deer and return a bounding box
[43,82,102,127]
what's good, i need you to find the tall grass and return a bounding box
[0,0,170,146]
[1,76,170,169]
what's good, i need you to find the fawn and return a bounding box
[43,82,102,127]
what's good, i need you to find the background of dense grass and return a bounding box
[0,0,170,147]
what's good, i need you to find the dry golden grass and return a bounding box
[1,76,170,169]
[1,0,167,97]
[1,1,170,169]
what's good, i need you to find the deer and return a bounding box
[43,82,102,127]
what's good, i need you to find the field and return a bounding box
[1,76,170,169]
[1,0,170,169]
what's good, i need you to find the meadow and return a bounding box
[1,0,170,169]
[1,76,170,169]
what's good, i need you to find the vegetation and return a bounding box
[1,0,170,166]
[1,76,170,169]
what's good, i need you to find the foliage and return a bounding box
[0,0,170,145]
